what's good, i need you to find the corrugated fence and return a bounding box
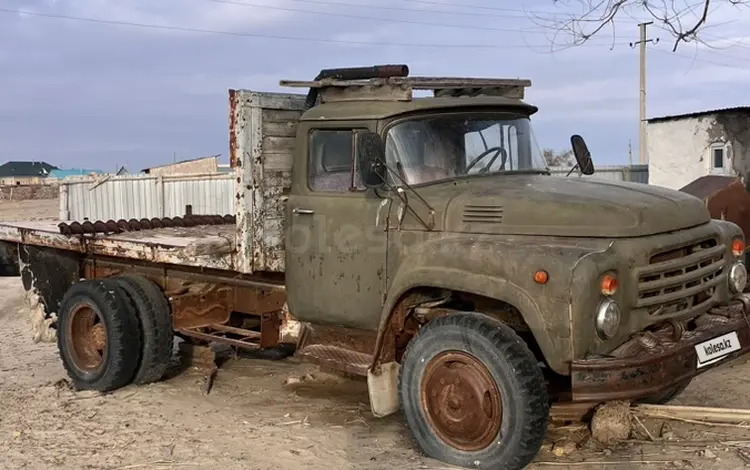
[59,173,235,221]
[59,164,648,221]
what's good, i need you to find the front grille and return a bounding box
[635,238,726,317]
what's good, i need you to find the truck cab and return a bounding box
[278,65,750,470]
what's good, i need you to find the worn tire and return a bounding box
[639,379,692,405]
[114,275,173,385]
[57,279,142,392]
[399,312,549,470]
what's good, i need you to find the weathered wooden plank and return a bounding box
[262,121,297,138]
[263,109,304,123]
[262,151,294,171]
[262,136,296,155]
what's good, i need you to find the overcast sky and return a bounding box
[1,0,750,171]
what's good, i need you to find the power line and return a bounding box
[0,8,627,49]
[204,0,555,34]
[399,0,568,16]
[218,0,566,20]
[652,48,750,70]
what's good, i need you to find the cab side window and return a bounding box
[309,129,355,192]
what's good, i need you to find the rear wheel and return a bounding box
[399,312,549,470]
[57,279,142,392]
[113,275,173,385]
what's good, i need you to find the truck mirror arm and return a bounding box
[382,164,436,231]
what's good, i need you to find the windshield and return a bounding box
[384,112,548,186]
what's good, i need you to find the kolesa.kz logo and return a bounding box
[704,338,733,356]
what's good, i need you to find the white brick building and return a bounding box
[647,107,750,190]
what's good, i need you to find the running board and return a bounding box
[293,323,378,377]
[296,344,372,376]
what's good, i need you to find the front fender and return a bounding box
[382,266,570,373]
[379,235,601,375]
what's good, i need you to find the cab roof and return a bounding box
[299,95,539,121]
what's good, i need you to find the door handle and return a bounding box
[293,208,315,215]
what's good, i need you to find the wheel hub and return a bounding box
[421,351,503,451]
[67,302,107,371]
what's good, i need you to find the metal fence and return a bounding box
[59,173,235,221]
[548,164,649,183]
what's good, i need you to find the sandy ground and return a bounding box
[2,199,750,470]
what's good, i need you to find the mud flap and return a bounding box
[367,361,401,418]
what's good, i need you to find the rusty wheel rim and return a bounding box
[66,302,107,372]
[421,351,503,452]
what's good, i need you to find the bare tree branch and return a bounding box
[529,0,749,52]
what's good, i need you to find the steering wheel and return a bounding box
[465,146,508,174]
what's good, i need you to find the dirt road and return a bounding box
[2,199,750,470]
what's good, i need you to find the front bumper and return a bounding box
[571,294,750,402]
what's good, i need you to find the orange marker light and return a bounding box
[534,270,549,284]
[601,274,618,296]
[733,239,745,257]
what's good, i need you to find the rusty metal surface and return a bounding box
[294,322,376,376]
[260,311,281,349]
[421,351,502,452]
[680,177,750,252]
[297,323,378,358]
[85,258,287,351]
[571,298,750,402]
[707,180,750,249]
[169,283,234,329]
[229,89,240,169]
[67,302,106,372]
[295,344,372,377]
[58,214,236,235]
[679,175,738,201]
[177,327,262,350]
[0,220,238,271]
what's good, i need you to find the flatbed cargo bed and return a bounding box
[0,221,237,271]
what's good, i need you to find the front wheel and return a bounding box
[399,312,549,470]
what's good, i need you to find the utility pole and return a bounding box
[630,22,658,165]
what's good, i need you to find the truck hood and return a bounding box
[438,174,710,237]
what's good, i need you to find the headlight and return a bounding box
[729,262,747,294]
[595,299,621,340]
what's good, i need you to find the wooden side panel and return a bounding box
[230,89,306,274]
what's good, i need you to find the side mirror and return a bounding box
[570,134,595,175]
[357,131,387,188]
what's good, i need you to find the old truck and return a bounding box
[1,64,750,470]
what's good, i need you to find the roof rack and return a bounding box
[279,76,532,104]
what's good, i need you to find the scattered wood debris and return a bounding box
[632,404,750,429]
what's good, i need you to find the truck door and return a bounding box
[285,124,388,330]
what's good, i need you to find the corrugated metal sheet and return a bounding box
[548,164,649,184]
[60,173,235,221]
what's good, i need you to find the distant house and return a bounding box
[647,106,750,190]
[141,155,220,176]
[0,161,58,185]
[48,168,105,180]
